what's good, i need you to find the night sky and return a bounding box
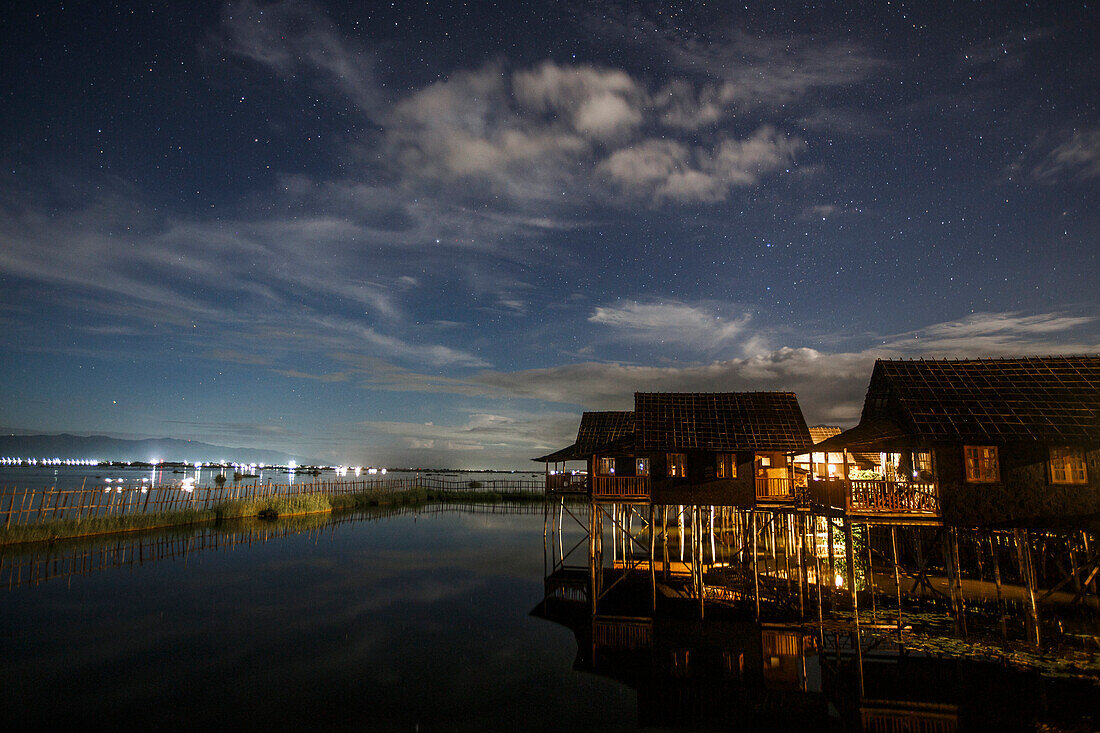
[2,1,1097,468]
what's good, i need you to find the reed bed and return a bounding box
[0,477,545,546]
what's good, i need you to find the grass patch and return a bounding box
[0,508,218,545]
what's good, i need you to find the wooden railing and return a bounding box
[850,479,939,514]
[591,475,650,500]
[545,473,588,493]
[807,478,940,515]
[755,477,796,501]
[861,702,958,733]
[806,478,849,511]
[593,616,653,650]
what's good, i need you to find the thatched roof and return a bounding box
[635,392,812,452]
[533,410,635,462]
[815,356,1100,451]
[867,356,1100,443]
[576,411,635,453]
[808,425,841,444]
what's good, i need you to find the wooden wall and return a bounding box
[936,443,1100,526]
[649,450,756,506]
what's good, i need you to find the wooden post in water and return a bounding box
[1015,529,1041,647]
[752,511,760,621]
[815,519,824,623]
[19,487,31,526]
[797,513,806,619]
[827,516,836,609]
[650,503,656,613]
[866,524,877,623]
[943,528,963,634]
[990,534,1007,641]
[953,528,967,635]
[891,526,903,635]
[844,518,858,616]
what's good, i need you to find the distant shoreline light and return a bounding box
[0,457,101,466]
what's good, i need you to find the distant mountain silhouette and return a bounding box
[0,433,307,465]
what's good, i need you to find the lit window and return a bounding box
[964,446,999,483]
[635,457,649,476]
[597,457,615,476]
[667,453,687,478]
[716,453,736,479]
[1050,447,1088,485]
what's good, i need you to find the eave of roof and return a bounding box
[809,418,914,453]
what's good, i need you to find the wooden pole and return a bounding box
[891,526,903,635]
[991,534,1007,641]
[1015,529,1041,647]
[650,503,656,612]
[867,523,877,622]
[752,511,760,621]
[827,516,836,609]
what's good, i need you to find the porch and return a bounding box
[545,472,588,494]
[807,477,941,518]
[755,477,798,503]
[591,475,651,501]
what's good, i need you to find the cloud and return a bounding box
[357,410,583,461]
[599,127,803,202]
[588,301,755,353]
[883,312,1100,355]
[513,62,644,140]
[1030,128,1100,182]
[220,0,383,116]
[583,10,885,110]
[0,180,492,370]
[335,311,1100,432]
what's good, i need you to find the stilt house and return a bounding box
[536,392,814,507]
[807,356,1100,525]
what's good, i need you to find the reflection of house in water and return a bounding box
[537,392,814,507]
[535,515,1100,732]
[807,356,1100,525]
[534,566,829,730]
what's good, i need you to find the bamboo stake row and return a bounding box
[0,476,545,527]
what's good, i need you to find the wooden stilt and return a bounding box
[867,524,877,623]
[991,534,1007,641]
[752,511,760,621]
[1015,529,1041,647]
[891,525,903,636]
[827,517,836,609]
[650,504,656,612]
[844,519,859,616]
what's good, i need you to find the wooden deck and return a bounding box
[545,473,589,494]
[807,478,941,519]
[591,475,650,501]
[755,477,797,503]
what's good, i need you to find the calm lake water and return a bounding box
[0,508,638,731]
[2,504,1098,731]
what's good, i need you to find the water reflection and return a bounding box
[0,502,544,591]
[536,501,1100,730]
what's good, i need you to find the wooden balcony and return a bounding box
[807,478,941,517]
[591,475,650,501]
[593,616,653,650]
[545,473,588,494]
[755,477,797,502]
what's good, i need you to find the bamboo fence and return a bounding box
[0,476,545,528]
